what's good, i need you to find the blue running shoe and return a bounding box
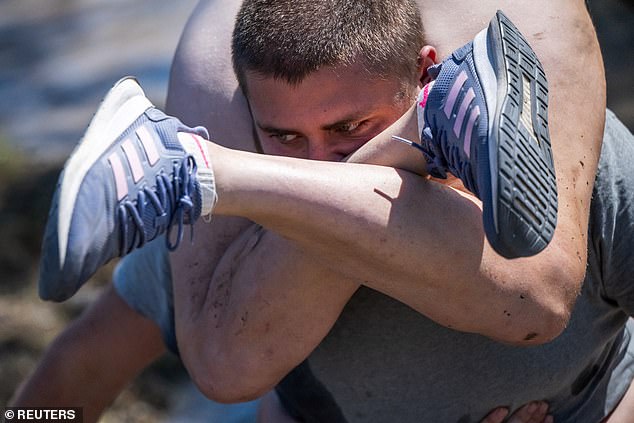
[418,10,557,258]
[39,77,216,301]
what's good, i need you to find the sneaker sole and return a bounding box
[57,77,153,267]
[477,10,558,258]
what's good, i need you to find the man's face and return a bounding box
[245,64,418,161]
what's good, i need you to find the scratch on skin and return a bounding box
[208,225,267,329]
[234,311,249,336]
[524,332,538,341]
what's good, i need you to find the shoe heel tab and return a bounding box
[112,76,146,96]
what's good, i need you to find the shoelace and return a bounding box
[421,122,478,195]
[118,155,198,255]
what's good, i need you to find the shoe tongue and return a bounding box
[451,41,473,61]
[141,199,166,242]
[145,108,187,152]
[124,175,202,251]
[187,125,210,139]
[427,63,442,79]
[119,201,158,254]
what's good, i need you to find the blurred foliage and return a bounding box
[0,133,27,185]
[0,135,60,294]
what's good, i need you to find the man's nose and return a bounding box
[306,140,354,162]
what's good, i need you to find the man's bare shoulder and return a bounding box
[167,0,256,152]
[417,0,592,56]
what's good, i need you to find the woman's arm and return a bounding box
[11,286,166,423]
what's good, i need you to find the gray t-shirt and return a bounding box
[114,110,634,422]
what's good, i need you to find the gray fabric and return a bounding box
[114,110,634,422]
[113,235,178,353]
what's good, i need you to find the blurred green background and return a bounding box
[0,0,632,421]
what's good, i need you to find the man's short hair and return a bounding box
[232,0,425,96]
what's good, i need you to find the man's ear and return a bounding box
[418,45,438,86]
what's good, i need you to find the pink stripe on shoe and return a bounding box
[190,134,210,168]
[121,138,144,183]
[136,126,159,166]
[463,106,481,158]
[418,83,432,109]
[443,71,468,118]
[453,87,476,137]
[108,153,128,200]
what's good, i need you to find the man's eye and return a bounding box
[336,121,362,133]
[272,133,299,143]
